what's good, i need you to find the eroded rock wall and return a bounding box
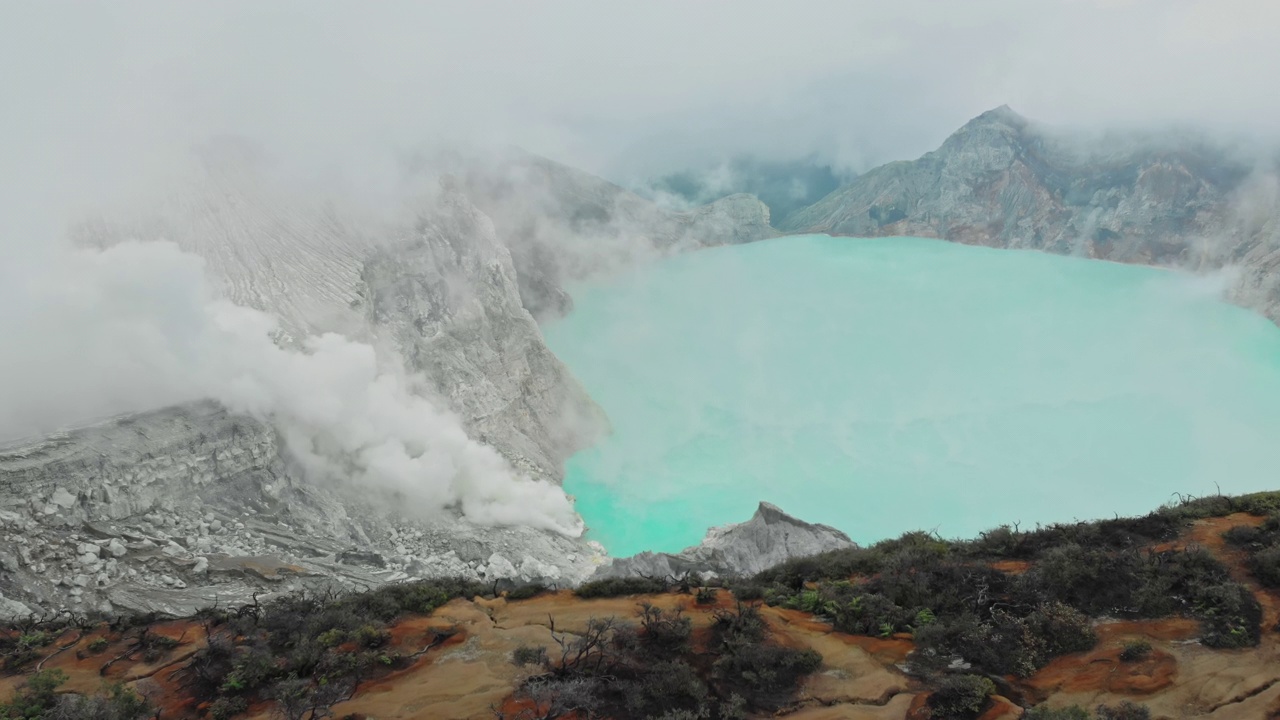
[0,402,605,619]
[784,105,1280,321]
[359,190,604,482]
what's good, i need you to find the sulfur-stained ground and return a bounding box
[4,513,1280,719]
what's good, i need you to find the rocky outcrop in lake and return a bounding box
[593,502,856,580]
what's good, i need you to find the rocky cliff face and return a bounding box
[359,189,604,481]
[593,502,856,579]
[784,106,1280,321]
[71,156,608,483]
[0,401,603,619]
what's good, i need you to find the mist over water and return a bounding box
[545,235,1280,556]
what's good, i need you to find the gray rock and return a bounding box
[337,550,387,569]
[106,583,262,618]
[784,105,1280,324]
[107,539,127,558]
[484,552,518,579]
[0,399,611,615]
[517,555,562,581]
[595,502,855,580]
[49,488,76,509]
[360,190,606,481]
[0,510,22,529]
[0,593,32,620]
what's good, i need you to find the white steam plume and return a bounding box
[0,239,583,537]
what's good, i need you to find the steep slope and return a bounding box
[594,502,857,579]
[68,152,608,483]
[784,106,1280,321]
[0,149,778,618]
[71,142,376,345]
[359,189,604,481]
[0,401,602,619]
[7,500,1280,719]
[458,150,776,318]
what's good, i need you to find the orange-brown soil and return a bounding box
[5,512,1280,719]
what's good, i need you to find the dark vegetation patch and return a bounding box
[498,601,820,720]
[1025,704,1151,720]
[753,492,1276,679]
[1,669,153,720]
[1119,639,1152,662]
[1,490,1275,719]
[927,673,995,719]
[1222,511,1280,588]
[181,577,491,720]
[573,576,670,598]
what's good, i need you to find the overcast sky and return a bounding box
[3,0,1279,236]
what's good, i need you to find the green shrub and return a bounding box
[927,674,995,719]
[619,660,708,719]
[639,604,692,656]
[221,646,278,693]
[1096,701,1151,720]
[505,583,547,601]
[0,669,67,719]
[1019,545,1146,616]
[16,633,49,650]
[315,628,345,648]
[44,682,153,720]
[1230,492,1280,516]
[574,576,668,598]
[353,624,390,649]
[505,602,820,719]
[711,641,821,709]
[87,637,110,654]
[1119,639,1152,662]
[695,587,718,605]
[911,604,1095,679]
[1248,545,1280,588]
[1221,524,1262,546]
[1193,581,1261,648]
[511,645,547,667]
[727,581,766,601]
[1024,705,1092,720]
[1026,602,1096,657]
[208,696,248,720]
[709,603,820,709]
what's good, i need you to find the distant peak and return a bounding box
[936,105,1034,153]
[967,104,1029,129]
[750,502,853,542]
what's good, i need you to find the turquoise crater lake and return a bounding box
[543,235,1280,557]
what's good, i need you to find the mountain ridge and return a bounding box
[783,104,1280,320]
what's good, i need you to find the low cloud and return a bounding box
[0,240,583,536]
